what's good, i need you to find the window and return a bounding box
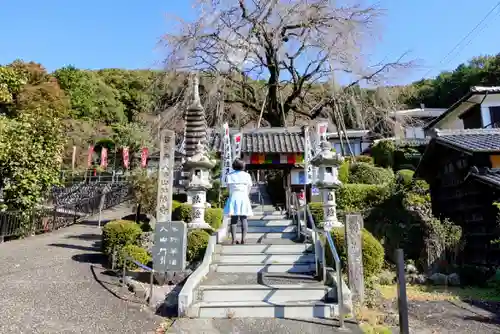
[490,106,500,127]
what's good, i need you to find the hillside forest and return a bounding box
[1,54,500,211]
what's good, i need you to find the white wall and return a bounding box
[480,94,500,128]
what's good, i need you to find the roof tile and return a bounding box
[435,129,500,153]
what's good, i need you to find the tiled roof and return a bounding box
[470,86,500,93]
[434,129,500,153]
[208,127,305,153]
[470,167,500,188]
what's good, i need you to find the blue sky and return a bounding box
[1,0,499,85]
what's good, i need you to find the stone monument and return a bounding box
[184,141,216,229]
[310,140,345,230]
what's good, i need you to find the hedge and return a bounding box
[187,229,211,262]
[309,183,391,226]
[101,220,142,255]
[172,203,223,229]
[348,162,394,185]
[325,227,384,279]
[119,244,151,270]
[338,160,350,184]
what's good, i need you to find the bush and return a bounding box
[371,140,395,168]
[207,180,229,208]
[338,160,350,184]
[187,229,211,262]
[120,244,151,270]
[396,169,414,188]
[337,183,392,212]
[350,155,374,164]
[101,220,142,255]
[309,184,392,226]
[325,227,385,279]
[348,162,394,185]
[130,170,157,215]
[205,208,223,229]
[173,203,193,222]
[172,203,223,229]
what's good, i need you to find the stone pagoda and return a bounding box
[184,74,207,158]
[182,74,216,229]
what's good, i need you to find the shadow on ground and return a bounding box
[72,253,107,265]
[78,219,112,227]
[49,242,100,252]
[66,233,102,241]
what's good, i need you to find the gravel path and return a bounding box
[0,204,163,334]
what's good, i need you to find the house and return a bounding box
[415,128,500,266]
[424,86,500,134]
[391,105,447,141]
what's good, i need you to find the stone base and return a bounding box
[188,222,214,230]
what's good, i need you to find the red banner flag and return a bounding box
[141,147,149,168]
[101,147,108,168]
[87,145,94,168]
[122,147,130,169]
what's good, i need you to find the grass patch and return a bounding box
[378,284,500,302]
[360,323,393,334]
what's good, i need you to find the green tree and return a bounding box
[0,61,68,212]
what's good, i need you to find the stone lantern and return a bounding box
[310,140,345,230]
[184,142,216,229]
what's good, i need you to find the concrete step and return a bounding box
[200,272,319,286]
[233,232,296,240]
[246,219,293,227]
[198,284,332,303]
[235,225,296,233]
[217,243,313,254]
[215,263,315,273]
[194,300,339,319]
[248,213,288,220]
[221,238,302,245]
[216,253,315,264]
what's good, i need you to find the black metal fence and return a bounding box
[0,183,132,242]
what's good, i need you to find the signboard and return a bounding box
[346,214,365,306]
[311,186,320,196]
[100,148,108,168]
[153,221,187,272]
[220,123,232,188]
[232,132,242,160]
[303,126,313,185]
[156,130,175,223]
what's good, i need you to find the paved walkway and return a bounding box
[0,203,163,334]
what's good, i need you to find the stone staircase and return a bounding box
[187,210,341,319]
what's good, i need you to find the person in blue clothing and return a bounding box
[224,158,253,244]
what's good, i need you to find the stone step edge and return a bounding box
[198,284,327,290]
[214,261,315,266]
[217,251,313,256]
[195,300,338,308]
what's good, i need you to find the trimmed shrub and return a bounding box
[309,184,391,226]
[173,203,192,222]
[205,208,223,229]
[371,140,395,168]
[337,183,392,212]
[173,204,223,229]
[120,244,151,270]
[338,160,350,184]
[351,155,374,165]
[348,162,394,185]
[101,219,142,255]
[325,227,384,279]
[309,202,324,227]
[187,229,211,262]
[396,169,414,188]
